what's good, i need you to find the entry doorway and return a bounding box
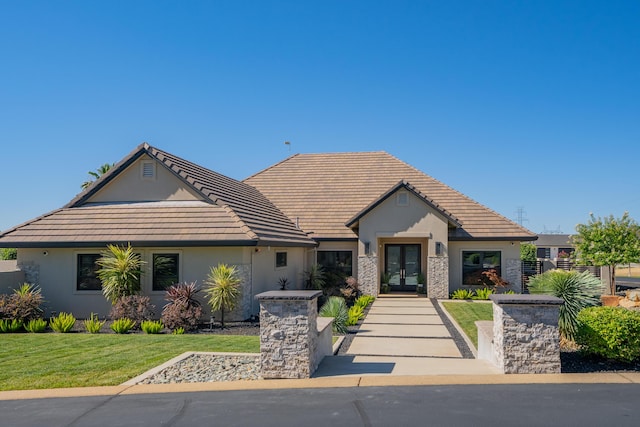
[385,244,421,292]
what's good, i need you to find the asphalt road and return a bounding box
[2,384,639,427]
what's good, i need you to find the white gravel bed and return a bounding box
[138,353,261,384]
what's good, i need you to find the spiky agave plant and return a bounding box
[528,269,603,340]
[204,264,241,328]
[96,243,145,304]
[319,296,349,334]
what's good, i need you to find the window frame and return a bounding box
[275,251,288,269]
[75,253,102,292]
[461,250,502,286]
[317,250,354,278]
[151,252,181,292]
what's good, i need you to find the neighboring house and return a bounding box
[534,234,575,260]
[0,144,536,319]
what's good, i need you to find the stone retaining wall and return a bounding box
[257,290,331,379]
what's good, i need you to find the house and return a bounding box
[534,234,574,260]
[0,144,536,319]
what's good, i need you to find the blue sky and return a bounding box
[1,1,638,235]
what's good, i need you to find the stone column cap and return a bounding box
[489,294,563,305]
[256,290,322,300]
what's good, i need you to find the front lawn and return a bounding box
[441,301,493,348]
[0,334,259,391]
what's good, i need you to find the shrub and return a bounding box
[340,276,361,305]
[528,269,603,340]
[25,318,47,333]
[0,248,17,260]
[473,288,494,300]
[347,305,364,326]
[451,289,475,300]
[576,306,640,362]
[355,295,375,309]
[110,318,136,334]
[109,295,155,327]
[0,283,44,323]
[161,282,203,332]
[172,327,185,335]
[83,313,105,334]
[319,296,348,334]
[50,312,76,333]
[0,318,23,333]
[97,243,145,304]
[141,320,164,334]
[304,264,326,290]
[204,264,241,328]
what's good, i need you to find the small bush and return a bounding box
[161,282,203,332]
[0,318,23,333]
[347,305,364,326]
[50,312,76,333]
[473,288,494,300]
[451,289,475,300]
[319,296,348,334]
[355,295,375,309]
[25,318,47,333]
[172,327,185,335]
[83,313,105,334]
[0,283,45,323]
[576,307,640,362]
[110,318,136,334]
[528,269,602,340]
[141,320,164,334]
[109,295,155,327]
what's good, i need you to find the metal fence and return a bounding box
[520,260,601,293]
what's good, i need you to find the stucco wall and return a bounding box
[17,246,250,319]
[87,154,202,203]
[448,241,521,292]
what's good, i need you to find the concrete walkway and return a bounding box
[314,296,500,377]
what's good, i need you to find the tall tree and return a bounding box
[572,212,640,295]
[81,163,114,189]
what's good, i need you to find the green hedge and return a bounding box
[576,307,640,362]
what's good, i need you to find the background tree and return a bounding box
[82,163,114,189]
[0,248,17,260]
[204,263,241,328]
[96,243,145,304]
[572,212,640,295]
[520,243,537,262]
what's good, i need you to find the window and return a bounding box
[317,251,353,285]
[462,251,501,286]
[77,254,101,291]
[153,253,179,291]
[537,247,550,259]
[275,252,287,268]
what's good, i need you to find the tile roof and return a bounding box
[0,144,315,247]
[245,151,537,241]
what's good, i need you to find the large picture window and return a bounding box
[317,251,353,286]
[153,253,179,291]
[462,251,501,286]
[77,254,101,291]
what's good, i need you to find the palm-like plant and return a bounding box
[528,269,603,340]
[96,244,145,304]
[81,163,114,189]
[304,264,326,290]
[204,264,242,328]
[319,296,348,334]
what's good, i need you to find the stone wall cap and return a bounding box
[256,290,322,300]
[489,294,564,305]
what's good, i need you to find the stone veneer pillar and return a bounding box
[489,294,563,374]
[504,258,522,292]
[257,290,325,379]
[427,256,448,299]
[357,255,378,297]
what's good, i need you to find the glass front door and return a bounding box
[385,244,421,292]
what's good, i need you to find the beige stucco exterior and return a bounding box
[16,245,306,320]
[87,154,203,203]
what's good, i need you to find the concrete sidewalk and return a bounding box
[313,296,500,377]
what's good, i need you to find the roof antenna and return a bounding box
[284,141,291,152]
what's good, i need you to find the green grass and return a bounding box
[441,301,493,348]
[0,334,259,391]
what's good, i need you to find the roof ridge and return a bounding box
[243,153,300,181]
[384,152,535,236]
